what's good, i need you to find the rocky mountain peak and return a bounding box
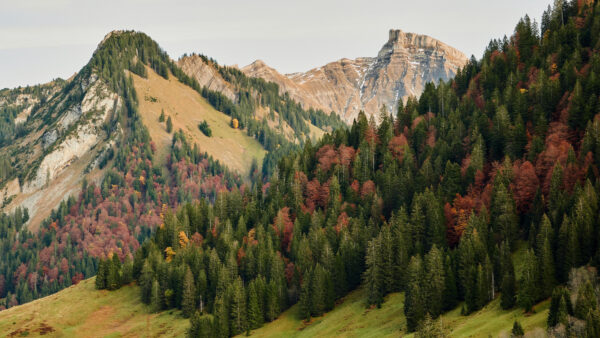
[242,29,468,122]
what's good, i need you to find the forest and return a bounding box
[91,1,600,336]
[2,0,600,337]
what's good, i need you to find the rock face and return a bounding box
[242,29,468,122]
[177,55,237,101]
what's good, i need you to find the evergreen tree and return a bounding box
[247,280,263,329]
[517,249,538,312]
[548,286,572,328]
[140,261,154,304]
[405,256,425,332]
[151,279,161,312]
[182,266,196,318]
[166,116,173,133]
[95,258,107,290]
[188,313,213,338]
[424,245,445,317]
[228,277,247,335]
[500,242,516,309]
[364,239,383,307]
[107,254,121,290]
[511,320,524,337]
[575,281,597,320]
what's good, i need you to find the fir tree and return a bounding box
[166,116,173,133]
[182,266,196,318]
[405,256,425,332]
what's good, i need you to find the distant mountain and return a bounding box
[242,29,468,122]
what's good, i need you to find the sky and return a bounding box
[0,0,551,89]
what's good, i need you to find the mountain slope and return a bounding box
[0,278,187,337]
[242,29,468,122]
[131,66,266,175]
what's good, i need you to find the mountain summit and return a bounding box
[242,29,467,122]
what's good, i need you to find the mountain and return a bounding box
[242,29,467,122]
[0,30,343,311]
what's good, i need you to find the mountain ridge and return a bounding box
[242,29,468,122]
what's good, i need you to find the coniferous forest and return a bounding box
[3,0,600,337]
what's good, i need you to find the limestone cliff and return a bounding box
[242,29,468,122]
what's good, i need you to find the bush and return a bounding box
[198,120,212,137]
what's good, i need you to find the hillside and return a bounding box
[0,29,342,312]
[131,66,266,175]
[247,289,549,338]
[0,278,187,337]
[0,277,548,338]
[241,29,468,122]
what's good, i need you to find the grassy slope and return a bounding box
[0,278,187,338]
[247,288,549,338]
[0,278,549,338]
[131,67,266,176]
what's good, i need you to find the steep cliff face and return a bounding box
[243,29,468,122]
[177,55,237,101]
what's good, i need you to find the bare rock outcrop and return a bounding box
[242,29,468,122]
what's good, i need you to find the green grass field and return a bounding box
[246,288,549,338]
[0,278,187,337]
[0,276,549,337]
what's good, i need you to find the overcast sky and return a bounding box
[0,0,551,89]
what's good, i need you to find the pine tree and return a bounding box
[140,261,154,304]
[575,281,597,320]
[188,313,213,338]
[500,242,516,309]
[265,280,280,322]
[511,320,524,337]
[166,116,173,133]
[442,253,458,311]
[213,295,229,338]
[364,239,383,307]
[159,109,165,122]
[228,277,247,336]
[182,266,196,318]
[107,254,121,290]
[548,286,571,327]
[586,309,600,338]
[95,258,107,290]
[424,245,445,317]
[151,279,161,312]
[536,215,555,299]
[247,280,263,328]
[405,255,425,332]
[517,249,538,312]
[415,313,447,338]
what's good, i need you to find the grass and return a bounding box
[131,67,266,176]
[246,288,549,338]
[0,278,188,337]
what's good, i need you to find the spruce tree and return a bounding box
[182,266,196,318]
[517,249,538,312]
[140,261,154,304]
[166,116,173,133]
[405,255,425,332]
[364,239,383,307]
[575,281,597,320]
[107,254,121,290]
[151,279,161,312]
[228,278,247,336]
[500,242,516,309]
[95,258,107,290]
[247,280,263,328]
[548,286,571,328]
[424,245,445,318]
[511,320,524,337]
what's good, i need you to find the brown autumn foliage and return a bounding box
[511,160,540,214]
